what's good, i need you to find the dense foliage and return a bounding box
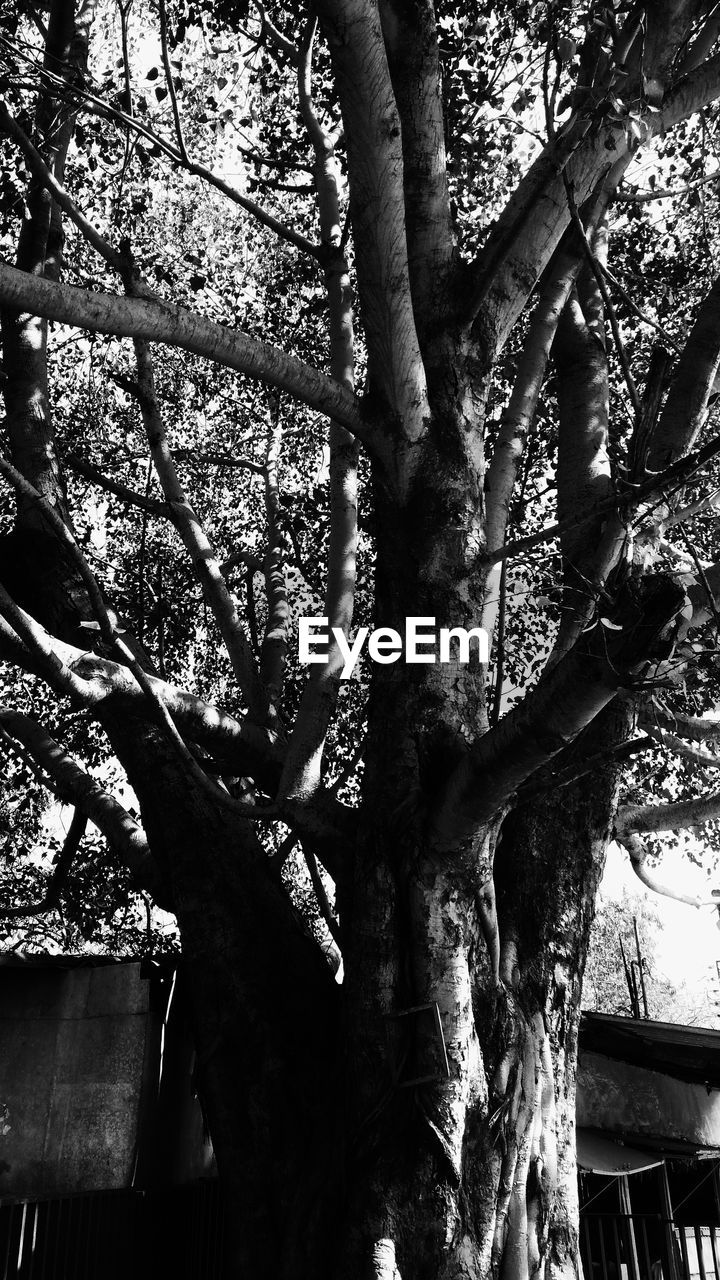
[4,1,720,1276]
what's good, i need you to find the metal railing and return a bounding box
[1,1181,225,1280]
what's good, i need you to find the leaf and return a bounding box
[146,67,159,80]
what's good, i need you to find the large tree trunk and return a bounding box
[315,705,628,1280]
[126,757,605,1280]
[266,429,627,1279]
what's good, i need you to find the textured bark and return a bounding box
[91,702,343,1280]
[0,262,366,439]
[1,0,94,528]
[5,3,720,1277]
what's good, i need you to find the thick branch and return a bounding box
[0,96,125,276]
[466,47,720,354]
[617,791,720,837]
[432,574,686,846]
[647,275,720,471]
[481,427,720,568]
[676,9,720,76]
[303,842,342,949]
[379,0,455,347]
[640,705,720,744]
[553,236,613,625]
[642,722,720,768]
[658,50,720,134]
[0,616,283,781]
[618,830,716,907]
[0,262,367,439]
[481,237,584,644]
[562,182,640,415]
[616,172,720,204]
[0,589,101,704]
[315,0,429,441]
[0,709,161,895]
[280,23,359,801]
[0,463,260,809]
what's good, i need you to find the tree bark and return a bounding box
[1,0,94,528]
[312,699,629,1280]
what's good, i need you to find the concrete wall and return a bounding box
[0,962,156,1198]
[578,1049,720,1149]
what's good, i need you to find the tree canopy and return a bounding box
[4,1,720,1276]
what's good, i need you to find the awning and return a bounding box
[577,1128,665,1176]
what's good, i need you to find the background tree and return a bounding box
[583,890,717,1024]
[4,1,720,1277]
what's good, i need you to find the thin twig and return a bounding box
[681,530,720,640]
[157,0,187,162]
[0,808,87,917]
[116,0,135,211]
[251,0,298,63]
[596,262,682,355]
[615,171,720,203]
[130,333,264,712]
[173,449,265,474]
[66,451,168,516]
[482,429,720,567]
[1,63,320,260]
[541,25,558,142]
[138,459,152,645]
[303,843,342,948]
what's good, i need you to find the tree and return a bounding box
[583,891,715,1025]
[4,0,720,1275]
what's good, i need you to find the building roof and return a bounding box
[580,1012,720,1088]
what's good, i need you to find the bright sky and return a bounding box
[601,840,720,1025]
